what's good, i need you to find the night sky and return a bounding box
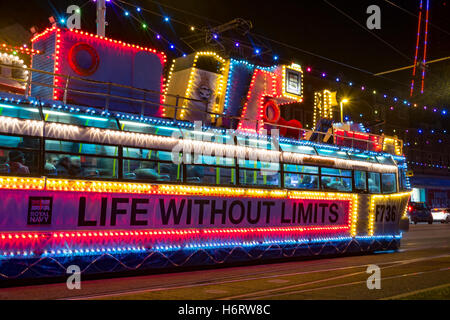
[1,0,449,105]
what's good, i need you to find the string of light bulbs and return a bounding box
[76,1,449,118]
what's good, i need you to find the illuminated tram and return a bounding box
[0,27,411,280]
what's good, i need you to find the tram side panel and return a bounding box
[0,185,407,281]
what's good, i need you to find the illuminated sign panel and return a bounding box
[285,67,302,97]
[0,190,354,231]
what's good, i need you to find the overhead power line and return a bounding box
[383,0,450,37]
[112,0,415,87]
[375,56,450,76]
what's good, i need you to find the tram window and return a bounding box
[316,149,349,159]
[348,153,377,163]
[45,140,117,156]
[123,159,180,182]
[46,153,117,179]
[283,164,318,174]
[119,120,181,138]
[0,135,40,149]
[284,173,319,190]
[381,173,397,194]
[280,144,316,155]
[120,121,158,135]
[123,148,173,162]
[320,168,352,177]
[368,172,381,193]
[43,109,119,130]
[376,156,395,165]
[0,148,39,175]
[186,165,236,185]
[237,136,275,150]
[320,176,352,192]
[354,171,367,192]
[0,104,41,120]
[191,154,235,166]
[239,159,280,171]
[209,134,233,145]
[240,169,280,187]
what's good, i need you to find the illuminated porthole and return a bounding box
[68,43,100,76]
[262,100,280,123]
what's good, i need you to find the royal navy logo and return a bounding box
[27,197,53,225]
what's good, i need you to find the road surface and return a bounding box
[0,224,449,299]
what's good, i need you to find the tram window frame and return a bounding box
[283,164,318,174]
[368,172,381,193]
[45,139,118,157]
[183,151,237,186]
[43,138,120,180]
[43,108,119,130]
[0,133,42,177]
[348,152,378,163]
[122,147,183,183]
[316,149,350,160]
[376,155,396,165]
[45,152,119,179]
[319,167,353,192]
[381,173,397,194]
[190,154,235,167]
[354,170,367,192]
[284,172,319,190]
[238,157,281,188]
[0,104,41,121]
[283,163,319,190]
[239,167,280,188]
[187,164,237,186]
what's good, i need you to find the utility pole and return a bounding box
[96,0,106,37]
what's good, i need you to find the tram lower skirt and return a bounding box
[0,238,400,281]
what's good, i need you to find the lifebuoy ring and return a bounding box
[68,43,100,76]
[262,100,280,123]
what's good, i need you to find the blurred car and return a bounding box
[407,202,433,224]
[431,208,450,223]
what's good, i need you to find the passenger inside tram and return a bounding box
[300,175,318,189]
[44,155,58,175]
[55,156,82,177]
[8,150,30,175]
[321,176,351,191]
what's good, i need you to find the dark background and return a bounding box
[1,0,449,97]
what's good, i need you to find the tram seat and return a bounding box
[135,168,160,180]
[123,173,136,179]
[157,174,171,181]
[134,168,170,182]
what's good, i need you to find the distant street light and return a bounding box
[340,98,349,123]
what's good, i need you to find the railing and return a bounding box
[0,63,403,156]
